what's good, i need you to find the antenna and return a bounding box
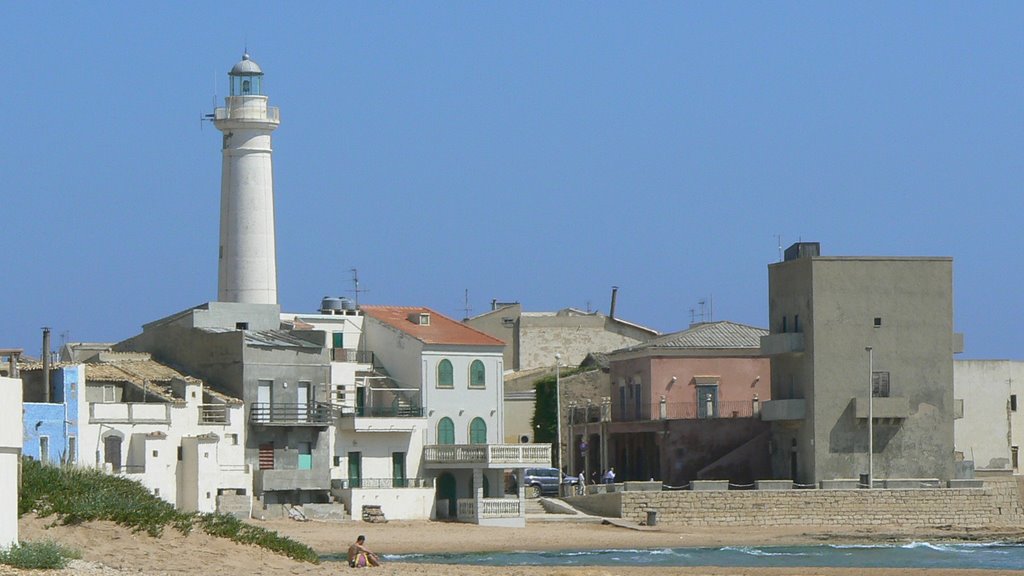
[462,289,473,320]
[200,69,218,131]
[349,268,369,308]
[776,234,783,262]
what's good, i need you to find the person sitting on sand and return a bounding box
[348,535,381,568]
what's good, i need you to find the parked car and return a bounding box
[521,467,574,498]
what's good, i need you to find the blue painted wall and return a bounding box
[22,366,80,465]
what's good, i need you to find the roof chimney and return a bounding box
[609,286,619,320]
[42,327,51,403]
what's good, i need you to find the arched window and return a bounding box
[469,417,487,444]
[437,359,454,388]
[437,417,455,445]
[469,360,486,388]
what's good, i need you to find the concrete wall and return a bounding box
[569,478,1023,528]
[341,488,435,521]
[768,255,955,484]
[954,360,1024,473]
[0,375,23,549]
[519,313,650,371]
[466,305,657,372]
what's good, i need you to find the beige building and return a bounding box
[954,360,1024,475]
[464,299,659,372]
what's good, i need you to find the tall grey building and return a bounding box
[760,243,960,485]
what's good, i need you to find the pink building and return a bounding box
[592,321,772,486]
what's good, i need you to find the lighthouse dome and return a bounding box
[230,53,263,76]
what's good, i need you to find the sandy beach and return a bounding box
[7,514,1024,576]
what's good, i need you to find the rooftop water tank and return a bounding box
[321,297,346,314]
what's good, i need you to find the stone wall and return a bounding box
[571,478,1024,528]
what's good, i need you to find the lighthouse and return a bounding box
[214,53,280,305]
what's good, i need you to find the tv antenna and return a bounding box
[689,296,713,324]
[348,268,369,308]
[199,69,218,131]
[776,234,783,262]
[462,289,473,320]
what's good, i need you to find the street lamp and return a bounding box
[866,346,874,489]
[555,353,562,474]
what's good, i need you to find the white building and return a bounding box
[0,375,22,549]
[363,306,550,527]
[22,354,252,516]
[954,360,1024,475]
[282,300,435,520]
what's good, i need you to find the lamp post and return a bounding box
[866,346,874,489]
[555,353,563,474]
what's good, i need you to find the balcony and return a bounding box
[854,396,909,420]
[198,404,230,425]
[422,443,552,470]
[332,349,374,364]
[255,467,330,492]
[760,399,806,421]
[90,402,170,425]
[249,402,332,427]
[334,477,433,489]
[760,333,805,355]
[615,400,756,422]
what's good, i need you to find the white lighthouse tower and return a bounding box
[214,53,280,305]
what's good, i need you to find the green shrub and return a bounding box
[0,540,82,570]
[19,458,318,564]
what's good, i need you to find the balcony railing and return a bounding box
[332,349,374,363]
[458,497,522,519]
[199,404,230,425]
[423,443,552,468]
[353,405,424,418]
[249,402,332,426]
[615,400,756,422]
[336,477,433,489]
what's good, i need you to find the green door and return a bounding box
[392,452,406,488]
[437,473,457,518]
[348,451,362,488]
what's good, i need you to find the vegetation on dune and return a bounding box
[16,458,319,564]
[0,540,82,570]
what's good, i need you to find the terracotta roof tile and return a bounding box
[362,306,505,347]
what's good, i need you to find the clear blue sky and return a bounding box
[2,3,1021,360]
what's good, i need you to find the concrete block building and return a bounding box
[760,243,960,485]
[954,360,1024,475]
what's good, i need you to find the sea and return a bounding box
[361,542,1024,571]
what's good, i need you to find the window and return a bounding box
[793,314,800,332]
[39,437,49,466]
[1011,395,1018,412]
[236,322,248,330]
[332,332,344,348]
[437,359,454,388]
[874,317,882,327]
[103,384,116,403]
[437,417,455,445]
[297,442,312,470]
[469,360,486,388]
[1013,446,1019,471]
[872,371,890,398]
[469,417,487,444]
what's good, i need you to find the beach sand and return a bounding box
[8,514,1024,576]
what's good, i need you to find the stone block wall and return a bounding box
[605,478,1023,528]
